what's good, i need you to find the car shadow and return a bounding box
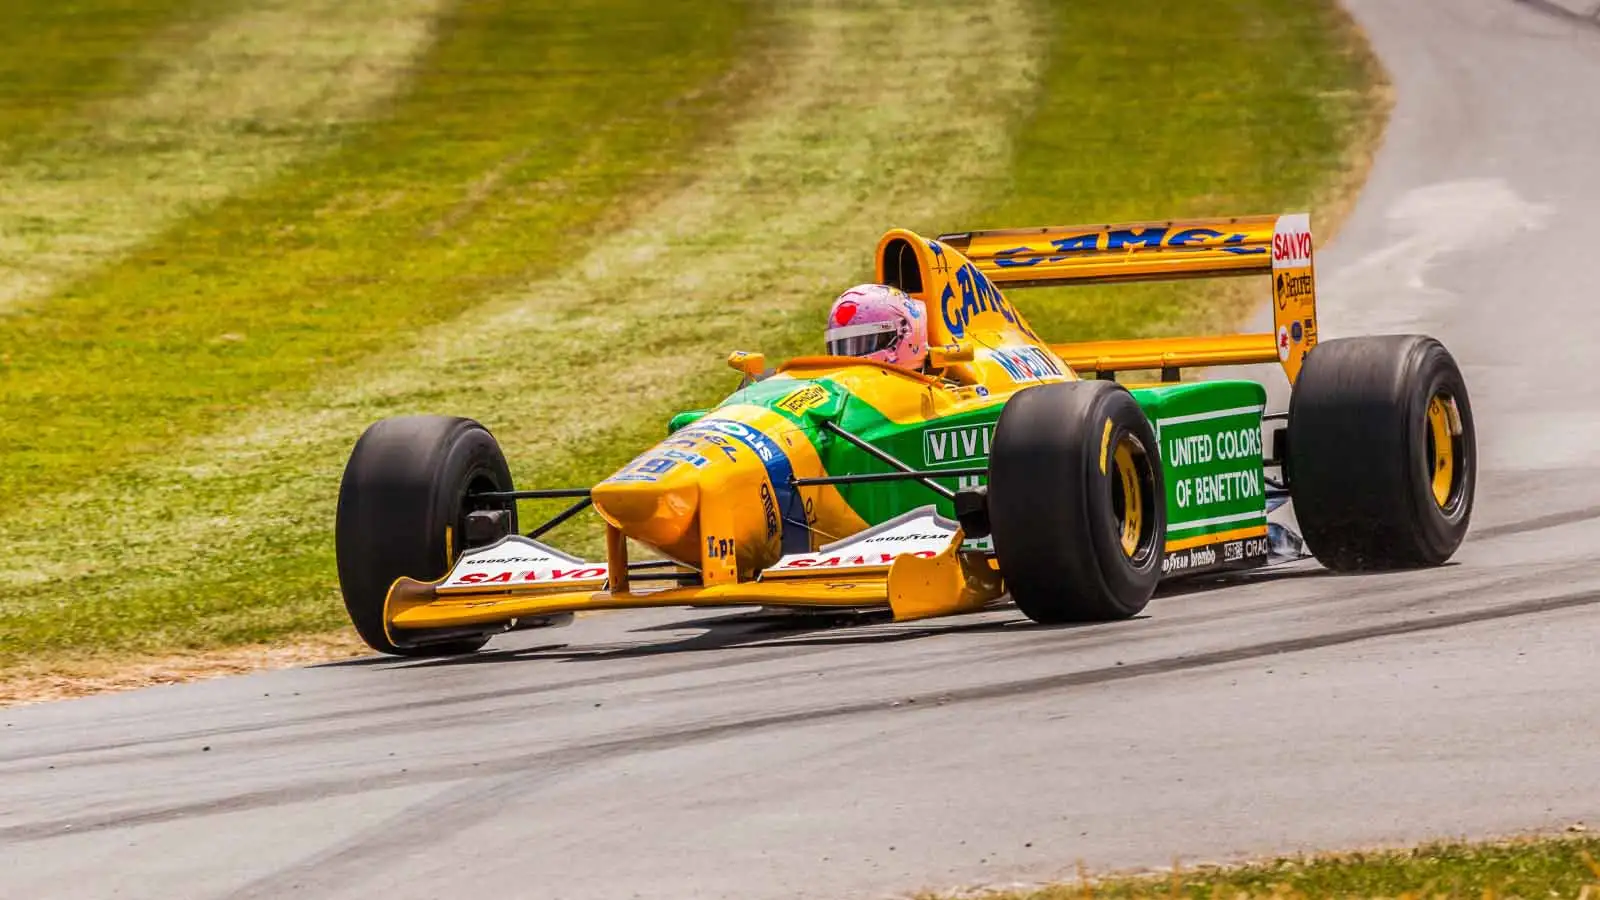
[373,605,1118,671]
[1152,560,1333,598]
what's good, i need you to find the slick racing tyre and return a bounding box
[988,380,1165,622]
[335,415,519,655]
[1286,335,1475,570]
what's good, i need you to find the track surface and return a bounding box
[4,2,1600,897]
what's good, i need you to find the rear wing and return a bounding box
[935,213,1318,383]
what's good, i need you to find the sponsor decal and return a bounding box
[1161,536,1267,577]
[860,531,952,543]
[987,345,1064,383]
[661,448,709,468]
[1179,470,1263,506]
[658,429,740,464]
[1275,271,1314,302]
[1276,325,1291,362]
[938,260,1041,341]
[1161,544,1218,576]
[608,451,692,483]
[453,566,607,585]
[767,508,958,575]
[776,383,829,416]
[924,423,994,467]
[1271,223,1313,268]
[759,481,779,540]
[440,538,603,589]
[991,226,1267,268]
[1156,405,1268,537]
[1164,421,1263,468]
[778,550,938,570]
[1290,320,1303,343]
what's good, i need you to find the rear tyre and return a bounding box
[1287,335,1475,570]
[335,415,519,655]
[988,380,1165,623]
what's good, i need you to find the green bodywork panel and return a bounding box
[1138,380,1269,543]
[670,375,1268,559]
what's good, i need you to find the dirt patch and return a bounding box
[0,631,368,708]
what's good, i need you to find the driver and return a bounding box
[824,284,928,371]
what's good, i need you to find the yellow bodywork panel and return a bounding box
[885,529,1006,621]
[938,215,1279,287]
[1052,333,1281,376]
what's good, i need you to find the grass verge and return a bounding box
[0,0,1389,697]
[933,834,1600,900]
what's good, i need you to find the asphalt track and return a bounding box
[4,2,1600,898]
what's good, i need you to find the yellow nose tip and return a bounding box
[591,477,700,549]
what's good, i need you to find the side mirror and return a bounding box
[727,350,766,379]
[928,342,975,368]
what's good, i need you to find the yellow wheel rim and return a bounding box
[1426,393,1455,509]
[1113,437,1143,557]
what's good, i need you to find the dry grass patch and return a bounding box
[0,631,368,708]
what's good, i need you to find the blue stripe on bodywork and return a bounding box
[683,420,809,554]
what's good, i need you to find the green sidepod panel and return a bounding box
[1134,380,1269,549]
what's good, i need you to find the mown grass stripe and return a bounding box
[0,0,234,145]
[0,0,450,310]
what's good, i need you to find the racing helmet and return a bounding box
[825,284,928,369]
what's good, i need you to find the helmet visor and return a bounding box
[827,322,898,357]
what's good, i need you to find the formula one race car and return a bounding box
[335,213,1477,655]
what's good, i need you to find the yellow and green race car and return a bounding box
[334,212,1477,656]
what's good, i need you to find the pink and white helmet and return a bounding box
[825,284,928,369]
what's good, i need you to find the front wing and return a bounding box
[382,507,1006,649]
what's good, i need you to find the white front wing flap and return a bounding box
[760,506,961,580]
[436,534,608,594]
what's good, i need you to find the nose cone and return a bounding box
[595,409,823,575]
[591,471,701,552]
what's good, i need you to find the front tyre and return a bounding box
[988,380,1165,623]
[335,415,518,655]
[1287,335,1476,570]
